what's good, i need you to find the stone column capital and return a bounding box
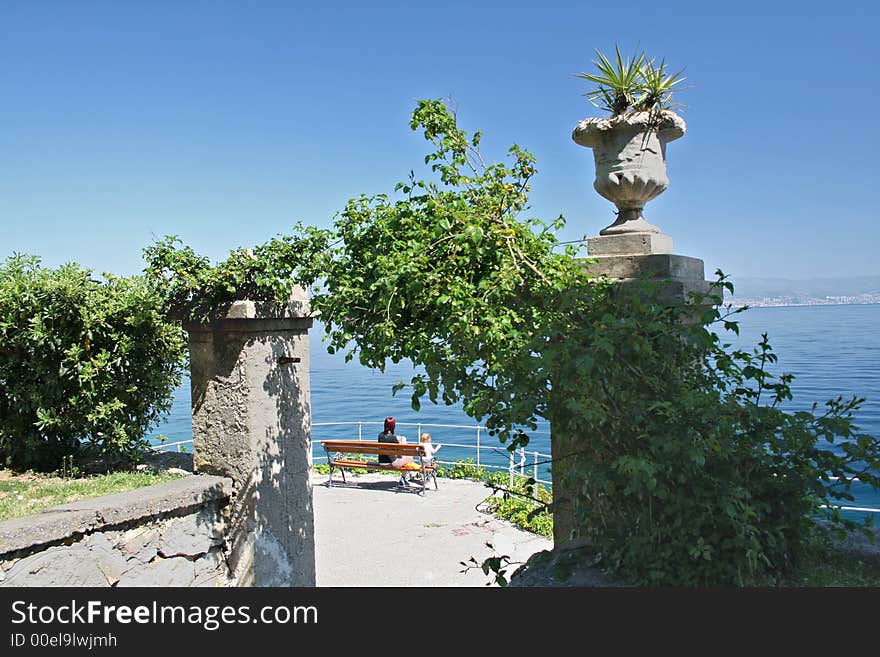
[183,292,314,336]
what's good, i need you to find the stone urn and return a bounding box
[572,110,685,235]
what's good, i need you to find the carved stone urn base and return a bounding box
[588,231,673,256]
[599,208,662,235]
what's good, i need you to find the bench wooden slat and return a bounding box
[331,459,436,472]
[321,440,426,456]
[331,459,396,470]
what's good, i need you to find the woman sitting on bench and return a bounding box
[378,416,416,487]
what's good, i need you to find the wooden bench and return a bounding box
[320,440,438,494]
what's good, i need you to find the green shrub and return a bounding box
[486,494,553,538]
[483,474,554,538]
[548,281,880,585]
[436,459,487,481]
[0,255,187,470]
[142,227,331,322]
[436,459,553,538]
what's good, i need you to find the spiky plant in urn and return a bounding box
[573,46,686,241]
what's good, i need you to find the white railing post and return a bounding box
[533,451,539,502]
[476,427,481,469]
[519,447,526,477]
[509,449,514,488]
[358,421,363,441]
[417,423,422,442]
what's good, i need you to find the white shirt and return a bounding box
[420,441,441,460]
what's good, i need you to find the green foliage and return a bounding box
[436,458,488,480]
[434,459,553,537]
[484,479,553,539]
[0,255,187,470]
[461,544,514,586]
[317,100,879,585]
[318,99,593,450]
[576,45,646,115]
[575,45,686,115]
[639,57,687,112]
[142,224,332,321]
[779,530,880,586]
[548,279,879,585]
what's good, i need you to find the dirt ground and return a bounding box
[0,469,44,483]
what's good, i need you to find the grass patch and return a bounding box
[0,470,188,522]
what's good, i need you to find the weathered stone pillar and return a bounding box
[185,290,314,586]
[551,233,716,550]
[581,233,714,303]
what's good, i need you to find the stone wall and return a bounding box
[0,475,232,587]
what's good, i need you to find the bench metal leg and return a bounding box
[326,462,348,488]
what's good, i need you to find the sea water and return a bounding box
[148,304,880,514]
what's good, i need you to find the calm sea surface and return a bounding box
[149,304,880,515]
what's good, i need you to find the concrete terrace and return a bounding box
[311,472,552,586]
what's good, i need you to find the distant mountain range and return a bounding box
[726,275,880,307]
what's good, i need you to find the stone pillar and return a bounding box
[185,290,314,586]
[551,231,716,550]
[581,232,713,302]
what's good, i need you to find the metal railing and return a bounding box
[311,420,552,500]
[152,421,880,514]
[153,439,192,453]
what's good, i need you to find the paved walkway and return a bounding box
[312,472,552,586]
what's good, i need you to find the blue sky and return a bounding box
[1,0,877,282]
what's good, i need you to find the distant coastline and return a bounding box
[726,275,880,308]
[726,296,880,308]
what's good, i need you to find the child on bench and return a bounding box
[399,432,442,486]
